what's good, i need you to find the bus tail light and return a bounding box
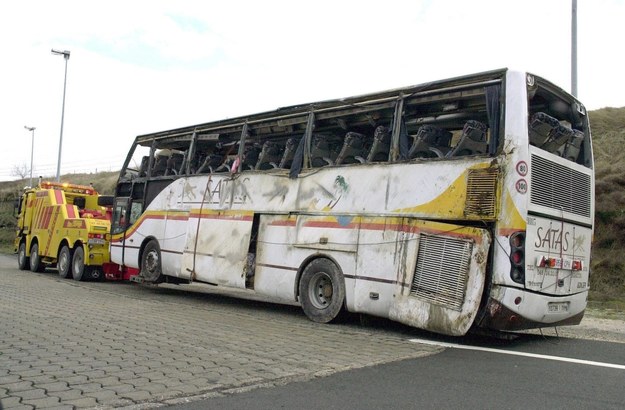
[509,231,525,284]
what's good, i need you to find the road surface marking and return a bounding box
[409,338,625,370]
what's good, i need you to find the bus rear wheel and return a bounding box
[58,245,73,279]
[141,240,164,283]
[18,242,30,270]
[298,258,346,323]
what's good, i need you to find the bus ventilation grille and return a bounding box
[530,154,592,218]
[465,167,498,218]
[410,234,472,311]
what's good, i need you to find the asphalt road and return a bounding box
[169,338,625,410]
[1,252,624,409]
[168,331,625,410]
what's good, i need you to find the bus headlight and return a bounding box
[509,232,525,284]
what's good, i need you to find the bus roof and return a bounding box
[134,68,509,146]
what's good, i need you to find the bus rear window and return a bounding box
[527,75,591,168]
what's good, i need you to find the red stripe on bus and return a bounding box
[268,219,296,227]
[303,220,359,229]
[189,213,253,221]
[274,218,483,243]
[168,215,190,221]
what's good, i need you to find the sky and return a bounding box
[1,0,623,182]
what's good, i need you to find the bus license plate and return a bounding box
[88,238,106,245]
[548,302,569,313]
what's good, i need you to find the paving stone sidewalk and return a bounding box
[0,254,438,409]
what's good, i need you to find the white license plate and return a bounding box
[548,302,570,313]
[88,238,106,245]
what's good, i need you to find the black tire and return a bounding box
[58,245,73,279]
[141,240,164,283]
[72,246,86,281]
[298,258,346,323]
[29,242,45,273]
[18,242,30,270]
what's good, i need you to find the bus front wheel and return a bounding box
[141,240,164,283]
[298,258,346,323]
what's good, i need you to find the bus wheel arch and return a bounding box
[297,256,346,324]
[17,239,30,270]
[57,240,73,279]
[140,238,164,283]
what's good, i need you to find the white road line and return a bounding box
[409,338,625,370]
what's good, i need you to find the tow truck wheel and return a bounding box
[29,242,45,273]
[141,240,164,283]
[18,242,30,271]
[72,246,86,281]
[58,245,73,279]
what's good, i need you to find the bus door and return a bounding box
[111,197,131,266]
[181,178,253,288]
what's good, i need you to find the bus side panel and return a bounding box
[253,215,301,301]
[352,217,419,318]
[184,210,253,288]
[161,216,188,277]
[161,179,191,277]
[122,214,166,270]
[253,214,359,304]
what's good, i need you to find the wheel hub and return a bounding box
[322,283,333,299]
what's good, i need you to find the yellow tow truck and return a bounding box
[14,181,114,280]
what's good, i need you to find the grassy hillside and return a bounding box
[0,109,624,305]
[588,107,625,305]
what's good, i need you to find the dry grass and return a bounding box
[588,107,625,301]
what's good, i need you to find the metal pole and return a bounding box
[24,126,36,187]
[51,49,70,182]
[571,0,578,97]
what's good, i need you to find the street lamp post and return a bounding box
[571,0,577,97]
[24,126,36,188]
[51,48,70,182]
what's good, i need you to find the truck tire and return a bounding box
[18,242,30,271]
[29,242,45,273]
[298,258,346,323]
[58,245,73,279]
[72,246,87,281]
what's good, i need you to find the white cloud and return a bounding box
[1,0,623,180]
